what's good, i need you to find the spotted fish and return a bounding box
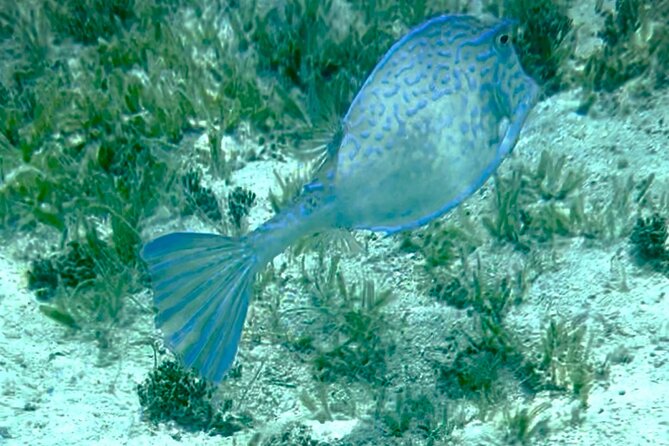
[141,14,539,383]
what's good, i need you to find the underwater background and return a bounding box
[0,0,668,445]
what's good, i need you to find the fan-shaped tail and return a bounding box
[141,232,257,383]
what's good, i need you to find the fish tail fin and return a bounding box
[141,232,258,383]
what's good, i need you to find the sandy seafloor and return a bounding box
[2,10,669,446]
[2,86,669,446]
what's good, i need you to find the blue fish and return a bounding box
[141,14,539,383]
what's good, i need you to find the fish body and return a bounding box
[141,14,539,383]
[335,15,538,232]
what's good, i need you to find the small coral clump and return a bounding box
[630,213,668,272]
[181,170,222,222]
[137,360,246,436]
[228,186,257,229]
[27,241,97,301]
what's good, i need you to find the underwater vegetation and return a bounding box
[400,212,480,270]
[249,422,330,446]
[4,0,665,340]
[1,0,238,337]
[537,318,597,405]
[1,0,667,443]
[227,0,470,151]
[294,256,396,385]
[45,0,170,45]
[477,150,659,251]
[587,0,669,92]
[490,0,574,94]
[481,151,586,250]
[500,402,551,446]
[267,169,311,214]
[26,223,143,340]
[578,0,669,113]
[375,386,452,441]
[433,262,602,413]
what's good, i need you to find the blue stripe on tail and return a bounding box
[141,232,258,383]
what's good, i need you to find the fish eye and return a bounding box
[498,33,510,45]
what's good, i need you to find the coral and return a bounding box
[57,241,97,288]
[26,241,96,301]
[26,257,59,301]
[630,213,668,270]
[228,186,256,229]
[137,360,247,436]
[181,170,222,222]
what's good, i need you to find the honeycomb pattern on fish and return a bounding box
[334,15,539,232]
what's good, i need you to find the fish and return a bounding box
[141,14,540,383]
